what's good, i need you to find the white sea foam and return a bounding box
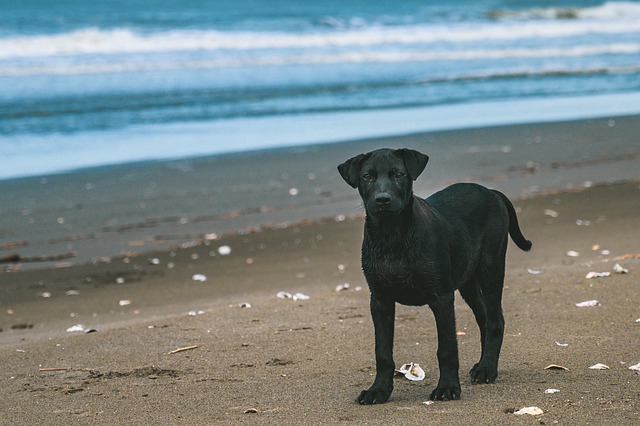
[1,6,640,61]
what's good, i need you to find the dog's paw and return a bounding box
[470,362,498,383]
[429,381,461,401]
[356,386,392,405]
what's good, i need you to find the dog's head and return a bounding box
[338,148,429,216]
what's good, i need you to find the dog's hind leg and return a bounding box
[458,281,488,374]
[468,258,506,384]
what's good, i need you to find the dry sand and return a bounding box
[1,116,639,424]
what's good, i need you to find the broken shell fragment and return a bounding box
[613,263,629,274]
[277,291,292,299]
[514,406,544,416]
[292,293,310,301]
[589,363,610,370]
[217,245,231,256]
[566,250,580,257]
[335,283,350,292]
[544,388,561,394]
[544,209,559,218]
[239,302,252,308]
[395,362,426,381]
[66,324,87,333]
[118,299,132,306]
[192,274,207,282]
[575,300,600,307]
[586,271,610,279]
[527,268,544,275]
[629,362,640,372]
[555,341,569,347]
[544,364,569,371]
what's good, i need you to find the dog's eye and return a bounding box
[363,172,373,181]
[394,171,405,178]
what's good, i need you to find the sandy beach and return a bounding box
[1,116,639,424]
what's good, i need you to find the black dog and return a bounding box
[337,148,531,404]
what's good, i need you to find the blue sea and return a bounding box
[2,0,640,181]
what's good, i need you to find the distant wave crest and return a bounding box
[488,1,640,21]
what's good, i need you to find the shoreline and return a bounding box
[1,114,639,271]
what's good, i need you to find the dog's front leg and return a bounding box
[357,293,395,404]
[429,292,462,401]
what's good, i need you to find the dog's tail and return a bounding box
[492,190,532,252]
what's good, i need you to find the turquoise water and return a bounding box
[1,0,640,179]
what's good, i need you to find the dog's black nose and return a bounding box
[374,193,391,205]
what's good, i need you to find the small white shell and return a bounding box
[575,300,600,307]
[277,291,292,299]
[292,293,310,301]
[192,274,207,282]
[544,388,561,394]
[628,362,640,371]
[217,245,231,256]
[396,362,426,381]
[613,263,629,274]
[514,406,544,416]
[586,271,610,279]
[589,363,610,370]
[335,283,350,292]
[566,250,580,257]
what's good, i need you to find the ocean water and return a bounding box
[1,0,640,180]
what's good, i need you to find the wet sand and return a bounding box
[1,116,639,424]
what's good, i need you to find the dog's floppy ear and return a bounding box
[397,149,429,181]
[337,153,366,188]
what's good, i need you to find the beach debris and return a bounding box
[586,271,611,279]
[337,263,346,271]
[192,274,207,282]
[288,187,299,196]
[65,289,80,296]
[40,292,52,298]
[589,363,610,370]
[217,245,232,256]
[191,253,199,260]
[39,367,72,372]
[276,291,310,301]
[575,219,591,226]
[148,257,160,265]
[566,250,580,257]
[544,388,561,394]
[239,302,252,308]
[395,362,426,381]
[456,331,467,336]
[555,341,569,347]
[118,299,132,307]
[527,268,544,275]
[277,291,292,299]
[628,362,640,372]
[422,400,434,406]
[245,257,254,265]
[613,263,629,274]
[204,233,219,241]
[576,300,600,307]
[115,277,126,284]
[66,324,87,333]
[355,286,363,291]
[168,345,198,355]
[335,283,350,292]
[544,209,559,218]
[244,408,260,414]
[544,364,569,371]
[514,406,544,416]
[335,214,346,222]
[188,310,205,316]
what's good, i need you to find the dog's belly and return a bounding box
[363,264,435,306]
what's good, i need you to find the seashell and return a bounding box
[589,363,609,370]
[277,291,292,299]
[148,258,160,265]
[575,300,599,307]
[119,300,131,306]
[628,362,640,372]
[544,388,561,394]
[544,364,569,371]
[527,268,544,275]
[66,324,86,333]
[555,341,569,347]
[422,400,434,405]
[192,274,207,282]
[613,263,629,274]
[335,283,350,292]
[396,362,426,381]
[566,250,580,257]
[239,302,252,308]
[514,406,544,416]
[292,293,310,301]
[544,209,559,218]
[217,245,231,256]
[585,271,610,279]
